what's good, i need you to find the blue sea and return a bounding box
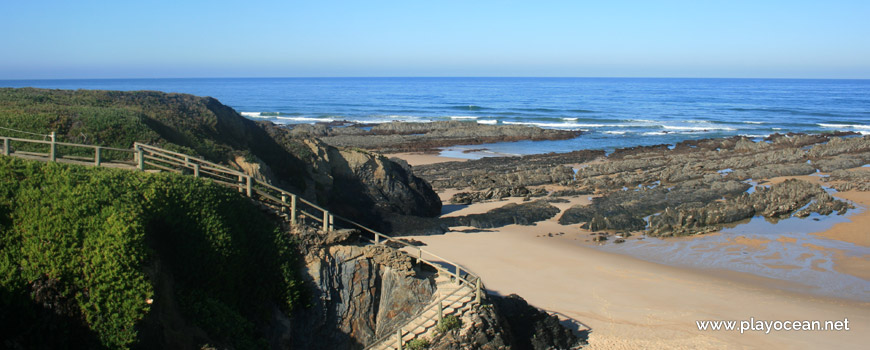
[2,78,868,154]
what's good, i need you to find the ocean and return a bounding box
[2,77,868,154]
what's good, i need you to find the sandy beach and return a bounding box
[392,152,870,349]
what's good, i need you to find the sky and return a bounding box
[1,0,868,79]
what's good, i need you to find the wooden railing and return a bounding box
[2,133,135,166]
[1,132,487,349]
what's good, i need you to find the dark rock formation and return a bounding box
[283,228,437,349]
[559,180,750,231]
[262,123,443,232]
[416,150,603,190]
[451,186,547,204]
[489,294,584,350]
[444,200,560,229]
[824,169,870,191]
[295,121,583,153]
[427,295,585,350]
[648,179,853,237]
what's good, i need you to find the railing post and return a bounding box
[245,176,252,197]
[329,214,334,231]
[237,175,244,194]
[438,300,443,321]
[455,265,461,283]
[375,232,380,245]
[49,132,56,162]
[136,145,144,171]
[290,194,297,225]
[280,194,287,213]
[94,146,101,166]
[3,138,9,156]
[322,210,329,232]
[475,278,483,304]
[396,329,403,350]
[193,163,200,177]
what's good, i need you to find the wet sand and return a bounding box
[408,224,869,349]
[386,152,468,166]
[394,152,870,349]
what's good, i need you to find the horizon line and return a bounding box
[2,76,870,81]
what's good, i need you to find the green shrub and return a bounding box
[406,338,430,350]
[0,157,304,349]
[436,314,462,334]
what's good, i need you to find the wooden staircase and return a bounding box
[367,272,478,350]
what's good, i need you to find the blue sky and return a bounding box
[1,0,868,79]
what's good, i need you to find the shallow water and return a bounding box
[595,208,870,301]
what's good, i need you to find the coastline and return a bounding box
[391,150,870,349]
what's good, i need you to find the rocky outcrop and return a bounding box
[824,169,870,191]
[263,125,442,231]
[559,180,750,231]
[425,294,585,350]
[295,121,583,153]
[450,186,547,204]
[416,150,603,190]
[648,179,852,237]
[445,200,561,229]
[283,228,436,350]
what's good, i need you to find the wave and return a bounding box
[562,117,579,121]
[743,121,765,124]
[739,134,771,138]
[604,131,627,135]
[729,107,852,118]
[568,109,596,114]
[449,116,478,120]
[643,131,668,136]
[502,121,599,129]
[275,116,335,123]
[240,112,271,118]
[818,123,870,130]
[662,125,737,131]
[241,111,306,118]
[477,119,498,125]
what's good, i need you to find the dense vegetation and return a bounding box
[0,88,311,190]
[0,157,304,349]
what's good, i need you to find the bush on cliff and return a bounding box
[0,157,304,349]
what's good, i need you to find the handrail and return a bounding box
[366,279,477,349]
[2,133,489,350]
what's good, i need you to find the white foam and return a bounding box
[276,116,335,123]
[502,121,606,129]
[354,116,436,124]
[604,131,627,135]
[477,119,498,125]
[643,131,668,136]
[450,116,478,120]
[772,127,782,130]
[743,121,765,124]
[818,123,870,130]
[662,125,736,131]
[739,134,771,138]
[240,112,266,118]
[562,117,579,121]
